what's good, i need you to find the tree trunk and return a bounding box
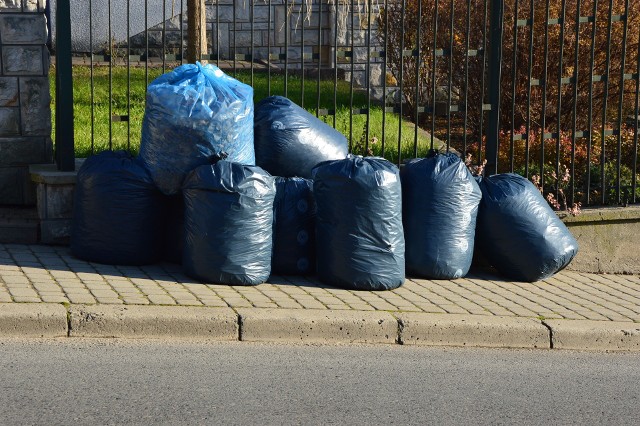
[187,0,208,64]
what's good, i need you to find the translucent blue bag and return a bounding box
[140,62,254,195]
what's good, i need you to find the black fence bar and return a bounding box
[445,0,454,154]
[127,0,131,151]
[55,0,75,171]
[600,0,614,205]
[348,0,355,151]
[633,19,640,204]
[555,0,567,199]
[430,0,438,154]
[462,0,471,155]
[364,0,372,155]
[300,0,305,107]
[478,0,489,166]
[108,0,113,150]
[615,0,630,204]
[89,0,95,154]
[510,0,519,173]
[585,0,598,206]
[524,0,534,179]
[316,1,323,117]
[398,0,406,166]
[569,0,582,205]
[381,0,389,156]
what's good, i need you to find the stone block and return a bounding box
[0,108,20,137]
[2,45,44,75]
[0,303,68,338]
[0,77,19,107]
[24,0,46,12]
[0,0,21,11]
[0,218,38,243]
[291,29,320,46]
[0,137,48,165]
[209,4,233,22]
[238,308,398,344]
[252,4,270,22]
[545,319,640,351]
[397,313,550,349]
[20,76,51,136]
[234,30,253,47]
[40,219,72,245]
[69,305,239,340]
[562,206,640,274]
[0,14,47,44]
[36,181,74,219]
[0,165,32,205]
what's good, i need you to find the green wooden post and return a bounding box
[55,0,75,171]
[485,0,505,176]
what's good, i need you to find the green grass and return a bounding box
[51,65,439,162]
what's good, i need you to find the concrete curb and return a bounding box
[396,313,551,349]
[68,305,238,340]
[0,303,68,338]
[544,319,640,351]
[1,303,640,351]
[237,308,398,344]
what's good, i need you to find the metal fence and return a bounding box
[54,0,640,207]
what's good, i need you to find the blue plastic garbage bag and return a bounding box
[401,153,482,279]
[475,173,579,282]
[272,177,316,275]
[254,96,348,178]
[71,151,165,265]
[182,161,276,285]
[312,155,405,290]
[140,62,254,195]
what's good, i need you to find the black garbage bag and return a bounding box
[272,177,316,275]
[476,173,579,282]
[139,62,254,195]
[254,96,348,178]
[70,150,165,265]
[312,156,405,290]
[401,153,482,279]
[182,161,276,285]
[162,193,185,264]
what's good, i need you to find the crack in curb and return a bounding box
[396,318,404,345]
[541,320,554,349]
[60,302,71,337]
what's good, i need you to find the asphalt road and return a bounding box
[0,339,639,425]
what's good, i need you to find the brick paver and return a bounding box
[0,243,639,322]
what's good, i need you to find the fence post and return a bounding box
[55,0,75,171]
[485,0,504,176]
[187,0,208,64]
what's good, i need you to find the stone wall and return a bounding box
[0,0,52,206]
[126,0,385,99]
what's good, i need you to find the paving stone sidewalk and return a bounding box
[1,243,639,323]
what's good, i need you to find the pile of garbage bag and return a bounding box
[71,64,579,287]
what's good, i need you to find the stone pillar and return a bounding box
[0,0,52,206]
